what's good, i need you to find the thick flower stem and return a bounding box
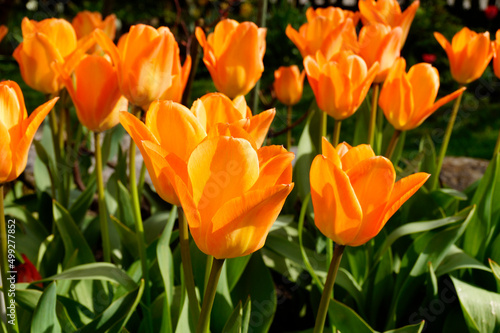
[94,132,111,263]
[0,186,19,333]
[178,208,201,322]
[287,105,293,150]
[196,257,225,333]
[313,244,345,333]
[332,120,341,147]
[494,128,500,157]
[320,110,328,141]
[368,83,380,147]
[385,129,402,161]
[129,107,152,332]
[430,91,463,190]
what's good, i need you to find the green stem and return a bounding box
[494,127,500,157]
[178,208,201,322]
[320,110,327,140]
[95,132,111,263]
[196,258,225,333]
[0,186,19,332]
[368,83,380,147]
[129,107,152,332]
[250,0,268,112]
[430,91,464,190]
[204,254,213,293]
[332,120,341,147]
[313,244,345,333]
[287,105,293,150]
[385,129,402,161]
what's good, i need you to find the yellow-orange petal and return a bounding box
[240,108,275,148]
[340,144,375,171]
[207,123,258,151]
[310,155,363,245]
[251,145,294,191]
[0,122,13,183]
[321,137,342,168]
[119,111,157,145]
[0,25,7,43]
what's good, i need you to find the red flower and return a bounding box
[422,53,437,63]
[16,254,42,286]
[485,5,498,20]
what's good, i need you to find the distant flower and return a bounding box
[485,5,498,20]
[422,53,436,63]
[16,254,42,286]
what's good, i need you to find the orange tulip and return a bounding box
[379,58,466,131]
[434,27,494,85]
[273,65,305,106]
[306,6,360,26]
[358,23,402,83]
[286,17,358,60]
[72,11,116,41]
[13,17,77,94]
[195,19,266,99]
[0,81,58,184]
[0,25,7,43]
[304,52,378,120]
[55,54,127,132]
[493,30,500,78]
[191,92,275,148]
[144,135,294,259]
[94,24,192,109]
[359,0,419,48]
[310,138,429,246]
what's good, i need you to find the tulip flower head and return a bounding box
[0,25,7,43]
[196,19,266,99]
[358,23,402,83]
[15,254,42,286]
[94,24,191,109]
[286,17,358,60]
[0,81,58,184]
[379,58,466,131]
[304,51,378,120]
[359,0,419,49]
[72,11,116,41]
[273,65,306,106]
[310,138,429,246]
[13,17,77,94]
[55,54,127,133]
[434,27,494,85]
[306,6,360,26]
[491,30,500,79]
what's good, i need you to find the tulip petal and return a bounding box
[340,144,375,171]
[0,82,25,134]
[205,184,293,259]
[251,145,294,191]
[188,136,260,222]
[321,137,342,168]
[286,24,307,57]
[119,110,158,145]
[94,29,121,67]
[0,122,12,183]
[240,108,275,148]
[310,155,363,245]
[207,123,258,151]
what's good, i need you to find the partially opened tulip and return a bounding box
[274,65,305,106]
[359,0,419,49]
[94,24,191,109]
[196,19,266,99]
[493,30,500,79]
[358,23,402,83]
[286,17,358,60]
[310,138,429,331]
[13,17,77,94]
[434,27,493,85]
[304,52,378,121]
[306,6,360,26]
[0,25,7,43]
[0,81,58,184]
[379,58,466,132]
[72,11,116,41]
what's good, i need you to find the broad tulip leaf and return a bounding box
[294,108,318,201]
[69,176,97,226]
[212,262,234,333]
[79,280,144,333]
[489,259,500,281]
[328,299,374,333]
[270,214,294,232]
[144,211,171,244]
[227,255,253,292]
[110,215,139,258]
[53,201,95,266]
[419,133,437,191]
[383,321,425,333]
[241,297,251,333]
[353,95,371,145]
[31,282,61,333]
[452,276,500,333]
[41,263,136,290]
[435,245,491,277]
[222,302,242,333]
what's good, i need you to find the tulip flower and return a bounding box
[304,52,378,120]
[195,19,266,99]
[273,65,305,106]
[358,23,402,83]
[306,6,360,26]
[72,11,116,41]
[13,17,77,94]
[493,30,500,79]
[379,58,466,131]
[55,54,127,133]
[310,138,429,247]
[434,27,493,85]
[286,17,358,60]
[0,25,7,43]
[359,0,419,49]
[94,24,192,109]
[0,81,58,184]
[15,254,42,286]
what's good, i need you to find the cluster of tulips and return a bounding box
[1,0,500,332]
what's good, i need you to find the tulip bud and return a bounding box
[273,65,305,106]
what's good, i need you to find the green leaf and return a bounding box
[353,95,371,146]
[270,215,294,232]
[227,255,252,292]
[222,302,242,333]
[69,176,97,227]
[79,280,145,333]
[241,297,251,333]
[294,109,318,201]
[489,259,500,281]
[31,282,61,333]
[144,211,171,244]
[328,299,374,333]
[435,245,491,277]
[383,321,425,333]
[419,133,437,191]
[452,276,500,333]
[53,201,95,266]
[212,261,234,333]
[41,263,136,290]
